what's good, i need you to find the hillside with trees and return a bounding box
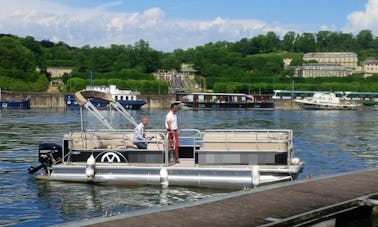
[1,30,378,94]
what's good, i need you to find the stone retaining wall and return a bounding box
[1,92,304,109]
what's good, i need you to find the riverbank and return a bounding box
[2,92,372,110]
[0,92,177,109]
[1,92,299,109]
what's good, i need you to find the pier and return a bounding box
[68,168,378,226]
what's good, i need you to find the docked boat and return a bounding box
[65,85,147,110]
[0,98,30,109]
[0,89,30,109]
[176,92,274,110]
[28,89,303,189]
[295,92,359,110]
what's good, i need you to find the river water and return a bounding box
[0,108,377,226]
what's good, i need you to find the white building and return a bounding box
[303,52,358,70]
[361,57,378,77]
[296,64,353,78]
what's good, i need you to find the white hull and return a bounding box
[296,102,358,110]
[295,92,359,110]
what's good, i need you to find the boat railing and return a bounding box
[200,129,292,150]
[63,129,174,165]
[62,129,199,166]
[197,129,294,166]
[147,129,202,166]
[65,130,170,149]
[177,129,202,163]
[62,128,294,166]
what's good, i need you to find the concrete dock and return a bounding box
[65,168,378,226]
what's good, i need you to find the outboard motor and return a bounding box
[28,143,63,174]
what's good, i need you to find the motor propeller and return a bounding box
[28,164,43,174]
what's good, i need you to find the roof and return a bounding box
[187,92,247,96]
[362,58,378,65]
[303,52,357,58]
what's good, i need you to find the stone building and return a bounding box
[295,63,353,78]
[46,67,72,78]
[303,52,358,70]
[295,52,358,78]
[361,57,378,77]
[45,67,72,93]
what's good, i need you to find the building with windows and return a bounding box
[303,52,358,70]
[295,63,353,78]
[361,57,378,77]
[296,52,359,78]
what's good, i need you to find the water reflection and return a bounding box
[32,181,229,225]
[1,109,378,225]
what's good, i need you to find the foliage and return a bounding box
[0,74,48,92]
[1,30,378,94]
[0,36,36,72]
[62,78,169,94]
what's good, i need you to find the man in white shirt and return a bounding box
[133,116,151,149]
[165,103,179,162]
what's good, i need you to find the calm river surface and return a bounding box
[0,108,377,226]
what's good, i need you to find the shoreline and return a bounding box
[1,92,374,110]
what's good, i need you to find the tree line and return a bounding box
[1,30,378,94]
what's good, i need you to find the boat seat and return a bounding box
[65,132,167,151]
[64,133,101,150]
[65,132,132,150]
[198,131,291,165]
[97,133,131,149]
[201,131,289,152]
[147,139,164,150]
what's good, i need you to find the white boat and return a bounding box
[295,92,359,110]
[28,89,304,189]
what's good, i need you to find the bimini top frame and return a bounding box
[74,90,138,130]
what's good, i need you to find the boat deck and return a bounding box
[72,168,378,227]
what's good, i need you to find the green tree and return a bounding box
[265,31,281,52]
[0,36,36,71]
[357,29,373,49]
[283,31,296,51]
[294,33,316,52]
[232,38,251,56]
